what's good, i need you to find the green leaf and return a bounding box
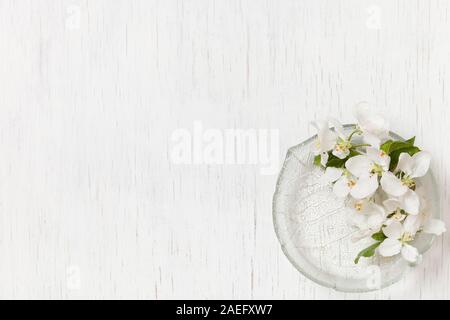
[387,141,414,153]
[380,137,415,154]
[371,231,387,241]
[405,136,416,145]
[348,149,361,157]
[380,140,394,153]
[326,158,346,168]
[354,242,382,264]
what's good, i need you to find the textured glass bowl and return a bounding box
[273,125,440,292]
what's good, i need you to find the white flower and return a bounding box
[312,118,354,164]
[323,167,374,199]
[396,151,431,178]
[380,151,431,214]
[326,147,390,199]
[348,200,386,242]
[382,190,420,215]
[382,199,407,222]
[354,147,391,172]
[311,120,337,166]
[378,220,420,263]
[328,118,351,159]
[391,187,446,236]
[323,167,353,197]
[354,103,389,147]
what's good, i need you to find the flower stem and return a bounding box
[352,143,371,148]
[347,129,362,141]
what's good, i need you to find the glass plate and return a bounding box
[272,124,440,292]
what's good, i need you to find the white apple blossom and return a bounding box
[354,103,390,148]
[381,152,431,196]
[382,200,407,222]
[312,118,357,164]
[348,200,386,242]
[378,214,445,264]
[327,147,390,199]
[328,118,352,159]
[323,166,376,199]
[396,151,431,178]
[311,120,337,166]
[378,220,420,263]
[382,189,420,215]
[398,187,446,236]
[380,151,430,215]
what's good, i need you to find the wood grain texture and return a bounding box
[0,0,449,299]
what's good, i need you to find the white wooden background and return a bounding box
[0,0,449,300]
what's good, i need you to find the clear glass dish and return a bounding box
[272,124,440,292]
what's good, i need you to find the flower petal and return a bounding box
[320,132,337,152]
[396,152,413,175]
[345,155,373,177]
[350,174,379,199]
[320,152,329,167]
[400,189,420,215]
[362,132,381,148]
[367,212,386,230]
[422,219,446,236]
[311,120,337,153]
[333,176,351,198]
[401,244,420,263]
[382,220,403,239]
[354,103,389,137]
[365,202,386,216]
[328,117,346,138]
[311,140,321,155]
[403,214,422,235]
[378,238,402,257]
[380,171,408,197]
[323,167,344,183]
[332,147,350,159]
[348,212,367,229]
[383,198,401,212]
[411,151,431,178]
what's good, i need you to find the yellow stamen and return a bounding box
[371,163,384,176]
[354,202,364,211]
[402,175,416,189]
[392,209,404,221]
[401,232,413,243]
[347,180,357,188]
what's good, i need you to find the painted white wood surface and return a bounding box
[0,0,449,299]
